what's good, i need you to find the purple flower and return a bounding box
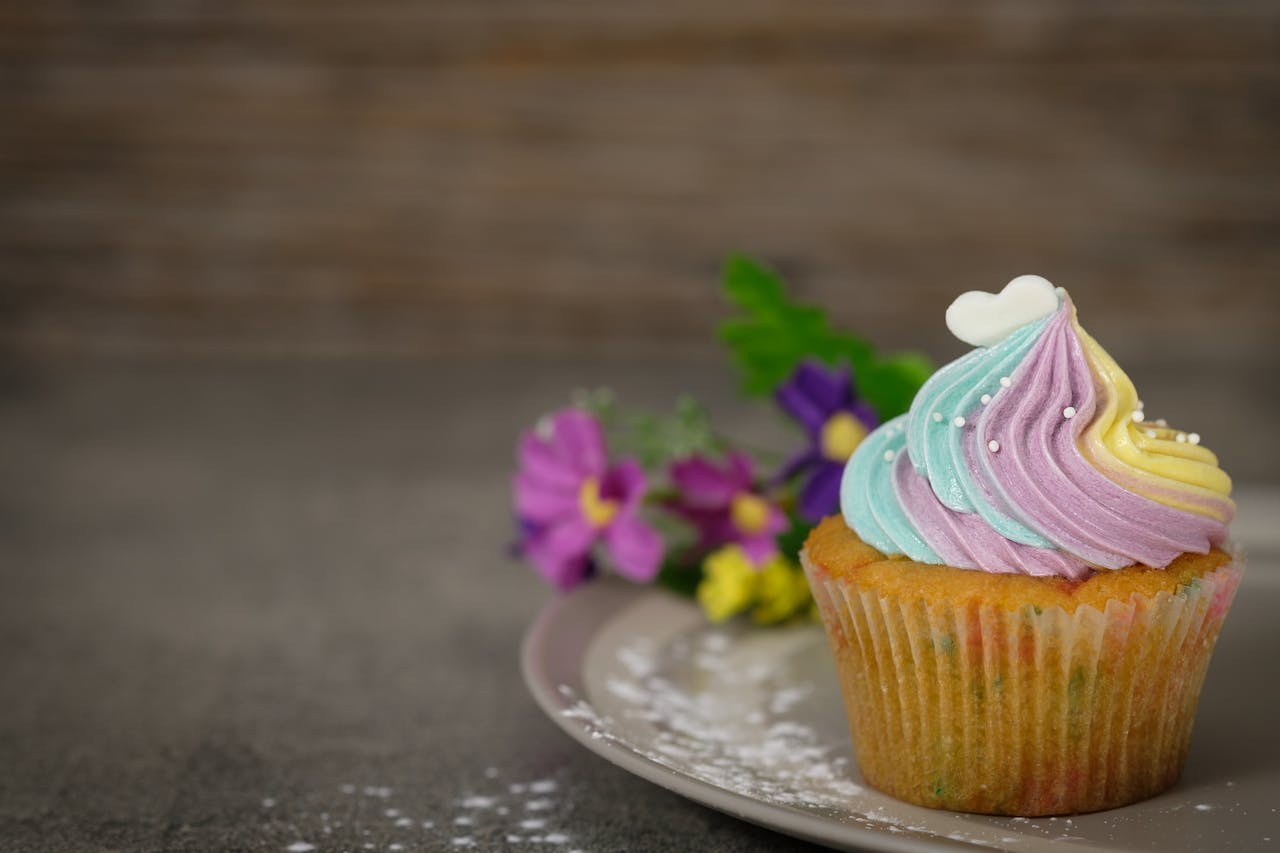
[775,360,879,523]
[666,451,787,564]
[513,409,663,589]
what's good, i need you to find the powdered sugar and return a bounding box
[561,627,867,813]
[256,771,578,850]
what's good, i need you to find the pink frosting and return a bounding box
[845,295,1231,578]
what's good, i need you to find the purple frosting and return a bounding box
[886,298,1229,577]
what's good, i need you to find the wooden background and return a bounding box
[2,1,1278,368]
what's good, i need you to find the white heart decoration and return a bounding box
[945,275,1060,347]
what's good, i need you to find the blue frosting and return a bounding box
[843,311,1058,559]
[840,415,940,563]
[903,314,1055,548]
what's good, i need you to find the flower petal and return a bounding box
[601,458,647,510]
[513,472,578,524]
[763,500,789,537]
[547,409,609,477]
[524,518,597,589]
[795,361,851,413]
[669,455,736,507]
[775,376,827,434]
[518,430,582,490]
[751,557,812,625]
[740,534,780,565]
[665,503,736,553]
[726,451,757,491]
[798,462,844,523]
[773,448,820,486]
[603,514,664,582]
[849,399,880,431]
[776,361,852,431]
[696,545,759,622]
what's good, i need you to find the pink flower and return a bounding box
[513,409,663,589]
[666,451,787,564]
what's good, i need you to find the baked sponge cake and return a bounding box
[801,276,1241,816]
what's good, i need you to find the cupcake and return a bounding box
[801,275,1241,816]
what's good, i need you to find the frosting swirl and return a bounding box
[841,286,1232,578]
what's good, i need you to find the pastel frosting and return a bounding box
[841,285,1233,579]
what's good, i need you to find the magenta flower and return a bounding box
[775,360,879,522]
[513,409,663,589]
[666,451,787,564]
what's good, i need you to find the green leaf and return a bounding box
[718,254,935,420]
[613,395,725,470]
[775,514,813,563]
[722,253,787,309]
[570,387,618,427]
[654,553,702,598]
[856,351,935,422]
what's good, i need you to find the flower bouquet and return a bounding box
[511,256,934,624]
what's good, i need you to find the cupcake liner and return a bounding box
[802,549,1243,816]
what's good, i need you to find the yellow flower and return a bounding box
[696,545,759,623]
[751,556,813,625]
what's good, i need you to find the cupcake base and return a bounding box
[802,518,1242,816]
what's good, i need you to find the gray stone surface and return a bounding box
[0,356,827,852]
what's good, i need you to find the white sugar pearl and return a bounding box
[987,440,1000,452]
[953,416,966,428]
[1176,433,1187,443]
[980,394,991,405]
[883,450,895,462]
[1146,429,1157,438]
[1155,418,1168,426]
[1188,433,1201,445]
[932,412,943,423]
[1062,406,1076,419]
[1131,410,1145,423]
[999,376,1012,388]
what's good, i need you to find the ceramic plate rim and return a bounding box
[523,580,1062,853]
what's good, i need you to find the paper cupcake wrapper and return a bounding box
[802,551,1242,816]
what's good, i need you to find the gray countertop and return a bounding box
[3,356,1275,853]
[0,356,833,852]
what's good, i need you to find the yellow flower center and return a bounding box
[730,492,771,536]
[578,476,619,528]
[820,411,868,462]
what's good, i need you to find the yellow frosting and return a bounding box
[1072,313,1233,522]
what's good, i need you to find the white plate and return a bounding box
[522,554,1280,852]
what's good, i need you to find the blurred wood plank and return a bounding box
[1,1,1278,365]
